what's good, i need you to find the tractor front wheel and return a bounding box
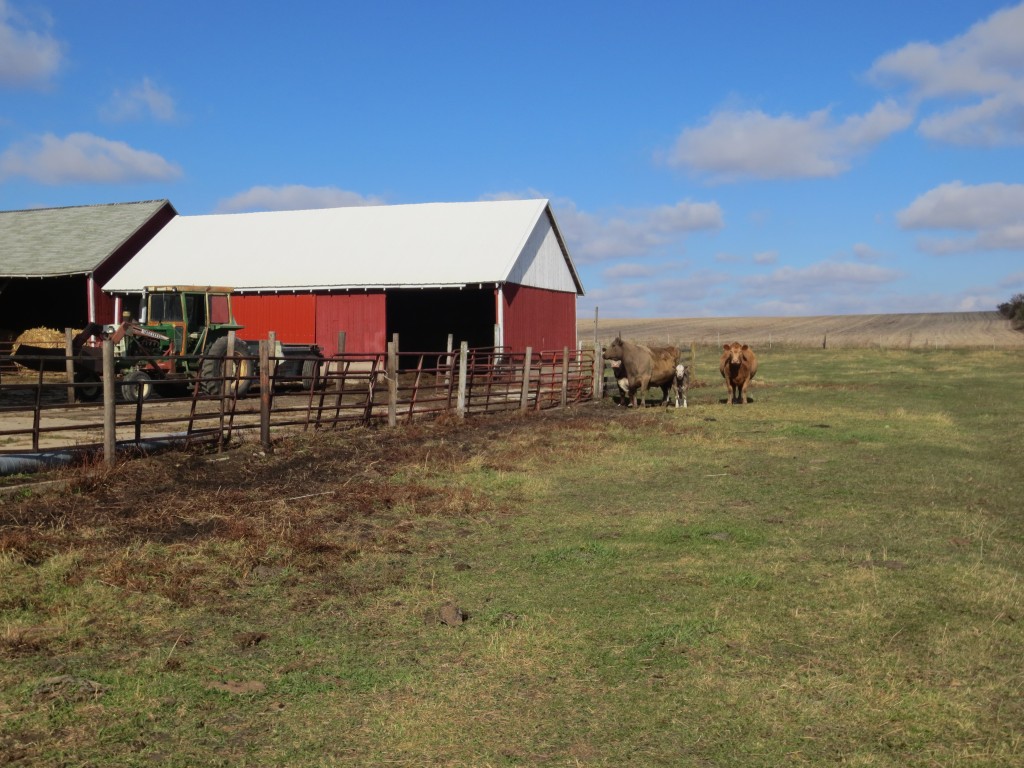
[201,337,253,397]
[121,370,154,403]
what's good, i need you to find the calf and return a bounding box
[672,363,690,408]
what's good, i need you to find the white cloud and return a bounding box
[897,181,1024,252]
[602,263,656,280]
[869,3,1024,146]
[744,261,903,295]
[554,198,723,263]
[101,77,177,122]
[216,184,385,213]
[0,132,182,183]
[0,0,61,87]
[851,243,883,261]
[667,101,912,181]
[753,250,777,265]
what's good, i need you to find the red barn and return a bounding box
[104,199,584,355]
[0,200,176,335]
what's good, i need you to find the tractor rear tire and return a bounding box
[301,358,322,391]
[201,337,253,397]
[75,371,101,402]
[121,370,154,403]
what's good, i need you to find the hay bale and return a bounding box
[13,327,67,352]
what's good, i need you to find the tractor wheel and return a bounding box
[121,370,154,403]
[74,371,102,402]
[301,358,322,391]
[201,337,253,397]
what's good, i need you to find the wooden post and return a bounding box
[560,346,569,407]
[445,333,454,385]
[593,306,599,351]
[387,335,398,427]
[225,330,237,398]
[593,345,604,401]
[457,341,468,419]
[519,346,532,412]
[260,340,271,452]
[334,331,346,393]
[102,338,116,466]
[64,328,75,404]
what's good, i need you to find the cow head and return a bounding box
[722,342,750,365]
[605,336,625,360]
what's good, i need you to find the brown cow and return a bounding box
[605,337,682,407]
[719,342,757,404]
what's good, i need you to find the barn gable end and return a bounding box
[504,207,582,295]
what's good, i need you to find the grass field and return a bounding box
[1,346,1023,766]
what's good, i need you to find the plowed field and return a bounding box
[582,310,1024,349]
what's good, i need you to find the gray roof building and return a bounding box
[0,200,176,334]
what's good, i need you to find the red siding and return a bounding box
[91,282,117,324]
[315,292,386,355]
[502,284,577,353]
[232,294,316,344]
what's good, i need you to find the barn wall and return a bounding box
[501,284,577,353]
[232,294,317,345]
[315,292,386,356]
[93,201,177,324]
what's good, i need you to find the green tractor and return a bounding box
[114,285,255,402]
[11,286,322,402]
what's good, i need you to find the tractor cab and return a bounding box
[139,286,243,358]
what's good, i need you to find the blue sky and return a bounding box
[2,1,1022,319]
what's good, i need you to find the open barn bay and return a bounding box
[1,346,1022,766]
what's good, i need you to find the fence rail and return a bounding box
[0,339,600,463]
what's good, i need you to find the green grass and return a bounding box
[1,347,1022,766]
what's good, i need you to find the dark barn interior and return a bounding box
[0,276,89,340]
[386,288,495,364]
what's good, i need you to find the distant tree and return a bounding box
[997,293,1024,329]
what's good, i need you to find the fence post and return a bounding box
[335,331,346,393]
[593,345,604,401]
[561,346,569,407]
[387,335,398,427]
[64,328,76,404]
[520,346,532,412]
[445,333,454,385]
[102,338,116,466]
[457,341,468,419]
[260,340,271,452]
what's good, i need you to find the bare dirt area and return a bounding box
[584,311,1024,349]
[0,405,614,564]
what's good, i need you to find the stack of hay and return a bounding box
[10,327,72,373]
[13,327,67,352]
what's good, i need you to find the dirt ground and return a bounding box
[0,403,620,553]
[583,310,1024,349]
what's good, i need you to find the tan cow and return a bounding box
[605,337,683,407]
[719,342,758,404]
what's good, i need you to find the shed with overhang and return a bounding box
[0,200,177,337]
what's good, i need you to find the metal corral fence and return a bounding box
[0,338,601,465]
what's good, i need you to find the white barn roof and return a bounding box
[104,199,583,295]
